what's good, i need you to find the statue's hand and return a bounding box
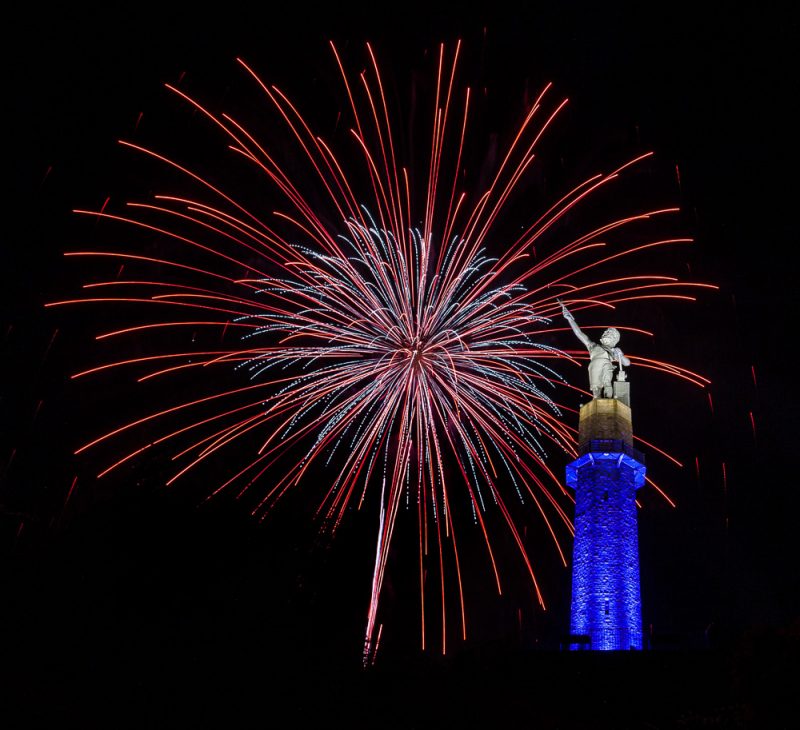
[558,299,574,321]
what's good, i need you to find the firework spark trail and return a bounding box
[49,42,716,660]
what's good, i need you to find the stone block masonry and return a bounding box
[568,398,645,650]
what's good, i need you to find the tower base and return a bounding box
[568,398,645,651]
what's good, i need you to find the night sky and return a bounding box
[4,4,798,727]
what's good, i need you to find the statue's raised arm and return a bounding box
[559,300,592,350]
[559,299,631,400]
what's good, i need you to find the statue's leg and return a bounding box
[602,367,614,399]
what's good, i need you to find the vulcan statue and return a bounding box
[560,300,630,399]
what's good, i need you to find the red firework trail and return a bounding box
[48,42,714,660]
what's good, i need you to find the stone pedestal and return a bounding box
[577,398,633,453]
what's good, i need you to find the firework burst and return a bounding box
[48,42,713,662]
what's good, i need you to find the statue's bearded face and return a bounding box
[600,328,620,348]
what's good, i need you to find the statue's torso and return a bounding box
[588,342,614,361]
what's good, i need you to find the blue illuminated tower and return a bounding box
[568,384,646,650]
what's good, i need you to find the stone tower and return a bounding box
[567,382,646,650]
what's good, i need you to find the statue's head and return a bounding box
[599,328,620,348]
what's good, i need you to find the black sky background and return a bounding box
[3,3,799,727]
